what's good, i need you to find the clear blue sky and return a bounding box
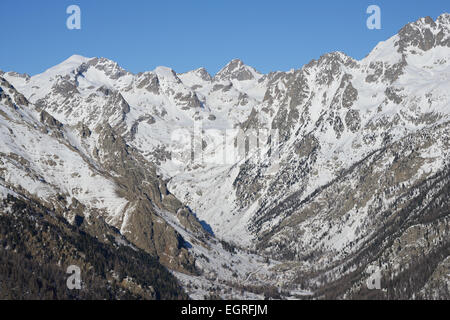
[0,0,448,76]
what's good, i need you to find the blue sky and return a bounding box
[0,0,448,76]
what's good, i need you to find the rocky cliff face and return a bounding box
[1,14,449,299]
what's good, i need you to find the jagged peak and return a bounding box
[154,66,176,76]
[363,13,450,65]
[404,13,450,29]
[36,55,131,83]
[192,67,212,81]
[154,66,182,84]
[178,67,212,82]
[214,58,262,81]
[34,54,93,80]
[65,54,91,64]
[437,12,450,25]
[318,51,354,64]
[224,58,245,69]
[395,13,450,53]
[84,57,131,80]
[301,51,356,73]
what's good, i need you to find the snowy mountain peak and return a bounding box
[191,67,212,82]
[154,66,181,82]
[395,13,450,53]
[64,54,92,65]
[362,13,449,67]
[177,67,212,89]
[85,57,131,80]
[49,54,92,74]
[437,12,450,25]
[225,58,245,69]
[214,58,262,81]
[311,51,355,68]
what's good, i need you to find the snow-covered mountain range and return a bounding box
[1,14,449,299]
